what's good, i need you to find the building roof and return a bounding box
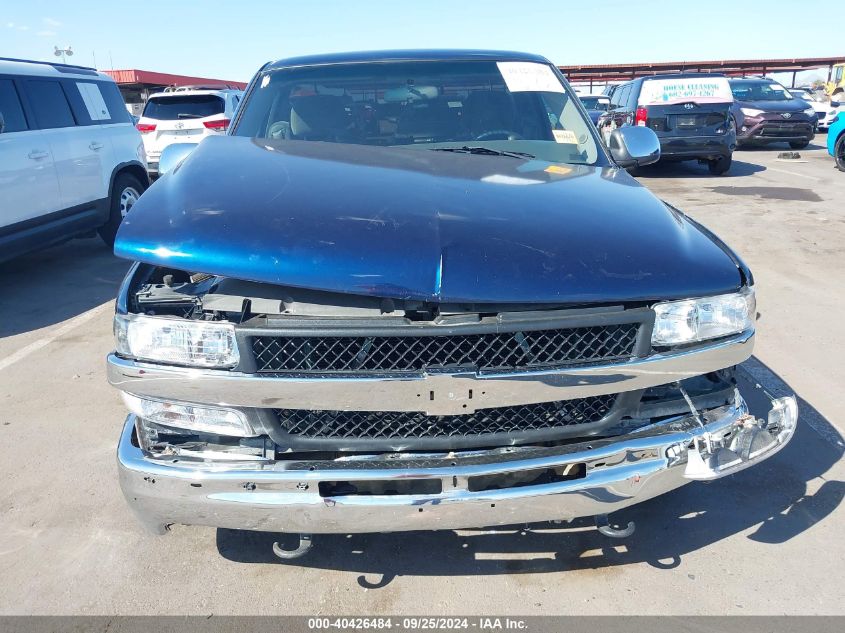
[103,68,247,90]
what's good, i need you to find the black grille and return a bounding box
[275,396,616,440]
[759,122,813,137]
[252,323,639,374]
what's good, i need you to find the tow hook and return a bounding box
[595,513,636,538]
[272,533,313,560]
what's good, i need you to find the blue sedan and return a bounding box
[828,112,845,171]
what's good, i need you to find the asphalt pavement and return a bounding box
[0,142,842,615]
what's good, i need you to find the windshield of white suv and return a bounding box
[143,95,225,120]
[233,60,603,165]
[729,81,793,102]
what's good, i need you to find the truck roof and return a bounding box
[265,49,551,71]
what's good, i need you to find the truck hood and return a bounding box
[115,136,743,304]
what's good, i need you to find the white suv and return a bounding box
[0,57,148,261]
[136,88,243,174]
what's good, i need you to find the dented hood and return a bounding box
[115,136,743,304]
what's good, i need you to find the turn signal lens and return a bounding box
[122,393,254,437]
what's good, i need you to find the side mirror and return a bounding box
[832,101,841,108]
[608,126,661,168]
[158,143,199,176]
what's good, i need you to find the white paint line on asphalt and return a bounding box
[767,167,821,182]
[0,302,111,372]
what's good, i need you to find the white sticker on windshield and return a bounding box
[638,77,733,105]
[76,82,110,120]
[770,84,785,91]
[553,129,578,144]
[497,62,565,93]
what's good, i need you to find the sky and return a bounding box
[1,0,838,85]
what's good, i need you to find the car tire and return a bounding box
[835,134,845,173]
[789,140,810,150]
[708,154,732,175]
[98,173,145,248]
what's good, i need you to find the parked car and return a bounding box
[729,78,816,149]
[789,87,835,131]
[0,57,148,261]
[597,73,736,174]
[578,94,610,125]
[108,50,795,557]
[135,88,242,175]
[827,111,845,171]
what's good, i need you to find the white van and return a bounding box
[0,57,148,261]
[136,88,242,175]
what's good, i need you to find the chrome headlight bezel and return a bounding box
[651,287,756,347]
[114,313,240,368]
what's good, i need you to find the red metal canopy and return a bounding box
[104,69,247,90]
[559,56,845,83]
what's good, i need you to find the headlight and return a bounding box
[804,108,816,117]
[740,108,764,117]
[114,313,239,368]
[651,288,755,346]
[123,393,255,436]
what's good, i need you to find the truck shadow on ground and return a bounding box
[216,361,843,587]
[0,239,129,338]
[634,158,766,179]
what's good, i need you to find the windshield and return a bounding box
[794,89,820,102]
[579,96,609,110]
[234,60,602,165]
[729,81,793,102]
[142,95,225,120]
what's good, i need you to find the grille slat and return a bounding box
[252,323,639,374]
[275,395,616,440]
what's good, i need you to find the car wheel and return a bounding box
[98,173,145,248]
[789,140,810,150]
[835,134,845,173]
[708,154,732,175]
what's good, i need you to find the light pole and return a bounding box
[54,46,73,64]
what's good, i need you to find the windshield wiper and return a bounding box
[177,113,203,119]
[430,146,535,160]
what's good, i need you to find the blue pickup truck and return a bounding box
[106,50,796,558]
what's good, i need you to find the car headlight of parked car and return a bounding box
[114,313,240,368]
[651,288,756,346]
[803,107,817,117]
[740,108,764,117]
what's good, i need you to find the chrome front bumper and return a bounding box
[117,391,797,535]
[106,330,754,415]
